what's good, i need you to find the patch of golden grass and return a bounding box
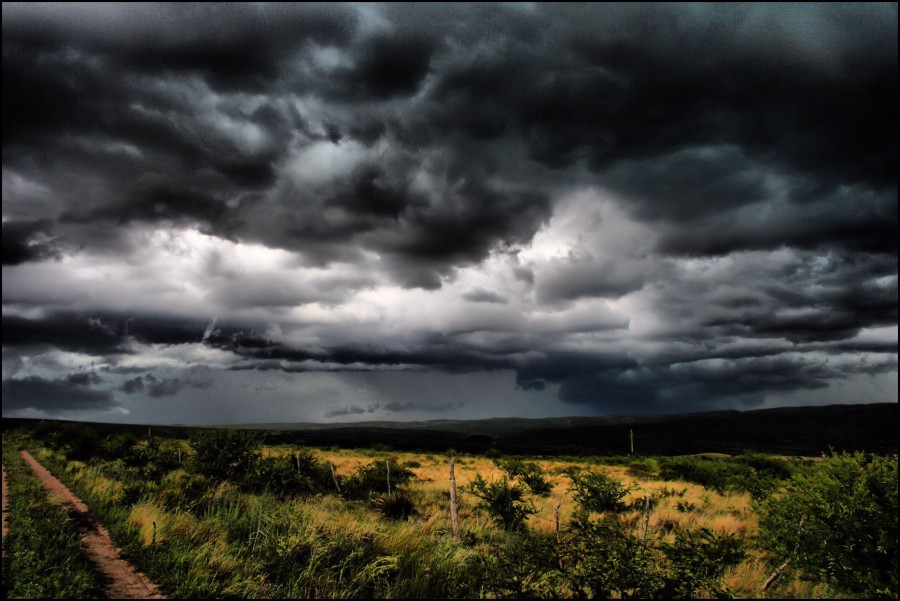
[703,513,752,536]
[65,460,86,473]
[167,511,199,538]
[260,447,764,581]
[128,502,170,546]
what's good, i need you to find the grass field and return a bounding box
[3,424,893,599]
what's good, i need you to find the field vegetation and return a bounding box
[3,420,896,599]
[1,442,107,598]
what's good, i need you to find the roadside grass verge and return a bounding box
[1,439,107,599]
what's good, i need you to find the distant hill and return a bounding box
[5,403,897,457]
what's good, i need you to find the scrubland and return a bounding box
[2,423,895,599]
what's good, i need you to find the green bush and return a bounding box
[658,454,793,500]
[467,473,536,531]
[565,514,661,598]
[626,458,660,479]
[758,451,898,598]
[495,458,553,496]
[242,450,333,497]
[659,526,745,597]
[342,458,414,499]
[189,429,260,482]
[567,468,631,514]
[371,491,417,520]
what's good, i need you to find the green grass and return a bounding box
[10,424,890,599]
[26,441,493,599]
[1,438,107,599]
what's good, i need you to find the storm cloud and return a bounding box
[2,3,896,423]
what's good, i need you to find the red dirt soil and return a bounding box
[2,464,9,552]
[18,450,165,599]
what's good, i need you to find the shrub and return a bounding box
[371,491,417,520]
[342,458,414,499]
[758,451,898,598]
[626,458,659,479]
[659,526,745,597]
[189,429,259,482]
[495,458,553,496]
[467,473,536,531]
[567,468,631,515]
[242,450,332,497]
[565,514,662,598]
[658,455,794,500]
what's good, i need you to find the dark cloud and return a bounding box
[554,355,868,415]
[535,255,649,304]
[120,376,145,394]
[2,313,124,355]
[601,146,771,222]
[462,287,508,304]
[2,374,119,413]
[324,404,367,418]
[324,399,464,418]
[330,33,437,100]
[1,312,213,353]
[119,367,215,398]
[1,4,897,420]
[2,220,66,265]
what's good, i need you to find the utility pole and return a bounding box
[629,429,634,455]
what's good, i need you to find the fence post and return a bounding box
[330,462,341,494]
[555,498,562,544]
[640,496,652,542]
[449,457,460,535]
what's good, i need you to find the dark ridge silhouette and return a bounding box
[3,403,897,457]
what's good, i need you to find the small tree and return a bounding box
[189,429,259,482]
[496,458,553,496]
[758,451,898,598]
[342,458,414,499]
[467,473,536,531]
[567,468,631,515]
[243,450,333,497]
[659,526,745,598]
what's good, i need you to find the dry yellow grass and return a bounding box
[128,502,170,546]
[274,449,761,545]
[251,446,832,596]
[50,439,825,598]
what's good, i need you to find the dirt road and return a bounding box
[18,450,165,599]
[2,464,9,553]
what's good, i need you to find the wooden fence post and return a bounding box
[640,496,652,542]
[555,498,562,544]
[330,462,341,494]
[449,458,460,535]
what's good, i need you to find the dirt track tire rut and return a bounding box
[18,450,165,599]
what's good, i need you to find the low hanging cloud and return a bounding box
[119,366,215,398]
[2,373,120,413]
[324,399,465,419]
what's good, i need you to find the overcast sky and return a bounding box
[2,3,897,425]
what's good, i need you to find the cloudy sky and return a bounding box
[2,3,897,425]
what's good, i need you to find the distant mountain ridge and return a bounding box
[247,403,898,456]
[4,403,897,456]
